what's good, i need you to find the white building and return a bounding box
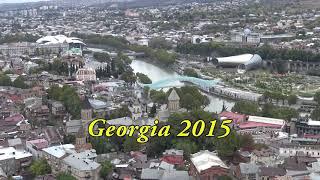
[62,150,101,180]
[26,139,49,159]
[0,147,32,176]
[192,35,214,44]
[36,35,86,46]
[213,85,262,101]
[190,150,229,179]
[76,68,97,81]
[42,144,101,179]
[279,145,320,158]
[42,144,76,172]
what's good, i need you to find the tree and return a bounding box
[314,91,320,105]
[29,159,52,176]
[136,73,152,84]
[181,93,201,111]
[47,85,81,119]
[13,76,28,89]
[183,68,199,78]
[172,86,209,110]
[123,136,140,152]
[121,70,136,85]
[239,134,255,151]
[149,104,157,118]
[150,90,167,104]
[63,134,76,144]
[149,37,172,50]
[146,136,172,158]
[174,139,198,158]
[311,107,320,121]
[232,101,259,115]
[216,131,240,157]
[0,74,12,86]
[143,86,150,98]
[100,161,113,180]
[288,94,298,105]
[93,52,111,62]
[56,173,76,180]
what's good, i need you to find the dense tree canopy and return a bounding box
[56,173,76,180]
[150,90,167,104]
[183,68,199,78]
[71,33,129,50]
[123,136,141,152]
[176,42,320,63]
[29,159,52,176]
[47,85,81,119]
[13,76,29,89]
[311,107,320,121]
[314,91,320,105]
[0,73,12,86]
[172,86,209,111]
[93,52,111,62]
[144,110,256,158]
[100,161,113,180]
[120,70,137,85]
[136,72,152,84]
[149,37,172,50]
[232,101,298,121]
[232,101,260,115]
[130,45,176,66]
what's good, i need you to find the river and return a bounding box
[130,60,235,113]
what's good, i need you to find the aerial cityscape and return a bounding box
[0,0,320,179]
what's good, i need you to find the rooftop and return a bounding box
[248,116,285,126]
[63,152,100,171]
[0,147,32,161]
[168,89,180,101]
[163,149,184,156]
[190,150,228,173]
[239,163,259,174]
[27,139,49,150]
[42,144,75,159]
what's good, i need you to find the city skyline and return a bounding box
[0,0,47,4]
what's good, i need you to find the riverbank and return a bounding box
[130,59,235,112]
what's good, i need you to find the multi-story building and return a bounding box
[279,144,320,158]
[42,144,100,179]
[42,144,76,172]
[62,150,101,180]
[50,101,66,116]
[76,68,96,81]
[0,43,68,57]
[161,149,184,166]
[26,139,49,159]
[0,147,32,176]
[189,150,229,180]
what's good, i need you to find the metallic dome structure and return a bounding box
[212,54,262,73]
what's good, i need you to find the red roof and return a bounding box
[9,95,22,102]
[220,111,247,124]
[161,156,184,165]
[5,114,24,122]
[304,134,320,139]
[27,139,49,150]
[130,151,144,158]
[239,121,282,129]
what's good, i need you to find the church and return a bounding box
[156,89,186,120]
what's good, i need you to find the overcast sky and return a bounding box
[0,0,46,3]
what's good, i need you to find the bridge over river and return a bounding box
[141,76,221,91]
